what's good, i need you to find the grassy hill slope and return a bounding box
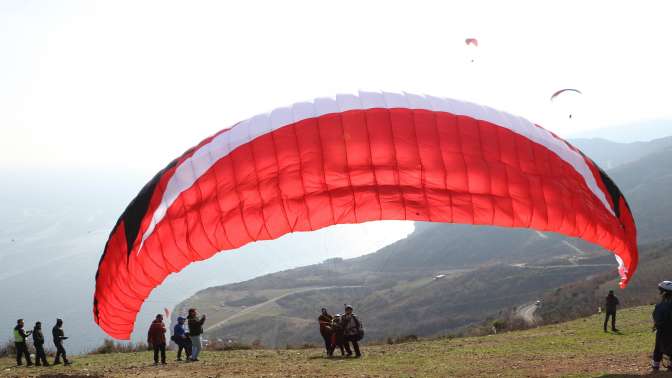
[0,306,661,377]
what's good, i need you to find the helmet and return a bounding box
[658,281,672,293]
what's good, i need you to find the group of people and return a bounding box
[12,318,69,367]
[146,307,206,365]
[318,304,364,358]
[10,283,672,372]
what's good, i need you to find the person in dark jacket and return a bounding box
[652,281,672,371]
[187,308,206,362]
[341,305,363,357]
[147,314,167,365]
[330,314,346,357]
[173,316,192,361]
[32,322,49,366]
[13,319,32,366]
[318,308,334,356]
[604,290,620,332]
[52,318,70,365]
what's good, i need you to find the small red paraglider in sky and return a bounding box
[465,38,479,62]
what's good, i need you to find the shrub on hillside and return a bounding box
[89,339,149,354]
[386,334,419,345]
[0,339,15,358]
[285,342,315,350]
[207,339,263,351]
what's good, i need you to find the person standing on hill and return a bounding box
[187,308,206,362]
[147,314,167,365]
[604,290,620,332]
[341,304,363,358]
[173,316,192,361]
[318,308,334,356]
[13,319,32,366]
[652,281,672,372]
[52,318,71,365]
[330,314,346,356]
[32,322,49,366]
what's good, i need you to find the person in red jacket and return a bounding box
[147,314,167,365]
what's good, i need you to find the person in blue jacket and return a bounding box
[173,316,192,361]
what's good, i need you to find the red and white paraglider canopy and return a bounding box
[94,91,637,339]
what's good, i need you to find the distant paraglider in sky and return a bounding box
[94,91,638,339]
[465,38,478,63]
[550,88,582,101]
[550,89,583,118]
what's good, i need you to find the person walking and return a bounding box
[147,314,167,365]
[652,281,672,371]
[52,318,70,365]
[318,308,334,356]
[187,308,206,362]
[32,322,49,366]
[13,319,32,366]
[604,290,620,332]
[173,316,192,361]
[341,305,363,358]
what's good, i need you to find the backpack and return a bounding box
[353,316,365,341]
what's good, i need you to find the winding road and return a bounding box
[517,302,539,325]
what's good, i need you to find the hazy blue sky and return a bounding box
[2,0,671,173]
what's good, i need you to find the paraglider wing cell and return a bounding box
[94,91,638,339]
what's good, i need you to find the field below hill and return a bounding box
[0,306,665,377]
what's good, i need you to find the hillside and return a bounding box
[570,135,672,170]
[176,228,614,347]
[608,146,672,242]
[538,239,672,324]
[0,306,660,377]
